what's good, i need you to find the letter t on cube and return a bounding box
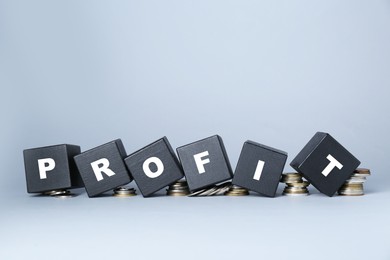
[290,132,360,197]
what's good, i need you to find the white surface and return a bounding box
[1,183,389,260]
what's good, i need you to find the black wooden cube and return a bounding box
[124,137,184,197]
[176,135,233,191]
[23,144,83,193]
[290,132,360,197]
[232,141,287,197]
[74,139,132,197]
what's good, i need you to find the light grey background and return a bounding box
[1,0,389,259]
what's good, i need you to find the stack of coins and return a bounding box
[224,185,249,196]
[338,168,371,196]
[280,173,310,196]
[113,187,137,197]
[166,180,190,196]
[42,189,75,199]
[189,182,231,197]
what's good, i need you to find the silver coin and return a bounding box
[284,186,308,192]
[47,190,70,196]
[283,192,309,196]
[54,194,75,199]
[219,182,232,187]
[197,186,219,196]
[207,182,231,196]
[230,185,243,189]
[188,189,207,197]
[114,190,136,195]
[214,186,231,195]
[338,192,364,196]
[43,190,64,195]
[168,186,189,191]
[338,189,364,194]
[208,187,223,196]
[352,174,370,178]
[349,175,367,180]
[345,179,366,184]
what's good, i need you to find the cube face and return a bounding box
[290,132,361,196]
[232,141,287,197]
[176,135,233,191]
[23,144,83,193]
[124,137,184,197]
[74,139,132,197]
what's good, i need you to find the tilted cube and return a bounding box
[124,137,184,197]
[290,132,360,196]
[232,141,287,197]
[176,135,233,191]
[74,139,132,197]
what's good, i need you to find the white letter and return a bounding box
[321,154,343,177]
[143,157,164,178]
[194,151,210,174]
[38,158,56,179]
[253,160,265,181]
[91,158,116,181]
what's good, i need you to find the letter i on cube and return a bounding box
[232,141,288,197]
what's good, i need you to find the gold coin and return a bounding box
[113,193,137,197]
[282,173,302,177]
[341,183,363,187]
[283,190,309,194]
[224,188,249,196]
[354,168,370,175]
[280,176,304,183]
[167,190,190,195]
[167,192,189,196]
[338,190,364,196]
[284,188,309,193]
[113,187,137,197]
[339,185,363,191]
[286,181,310,188]
[224,192,249,196]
